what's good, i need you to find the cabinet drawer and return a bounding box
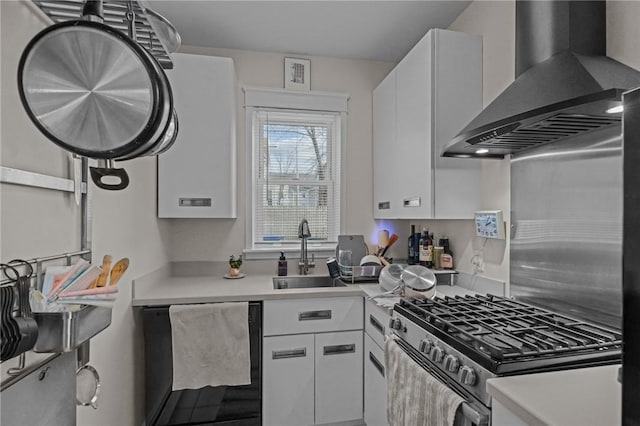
[364,333,388,426]
[365,299,391,348]
[264,297,363,336]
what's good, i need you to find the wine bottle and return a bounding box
[408,225,416,265]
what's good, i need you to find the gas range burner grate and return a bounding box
[398,295,622,361]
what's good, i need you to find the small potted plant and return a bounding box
[228,255,243,277]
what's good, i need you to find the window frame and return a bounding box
[243,87,349,260]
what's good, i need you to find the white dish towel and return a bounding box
[169,302,251,390]
[386,339,464,426]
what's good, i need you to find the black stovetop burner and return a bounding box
[395,294,622,374]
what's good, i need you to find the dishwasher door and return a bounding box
[143,302,262,426]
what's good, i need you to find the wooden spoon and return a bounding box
[380,233,399,257]
[108,258,130,287]
[88,255,112,289]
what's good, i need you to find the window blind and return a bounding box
[252,109,341,249]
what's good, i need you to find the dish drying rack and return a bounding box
[30,0,176,68]
[0,161,110,386]
[337,263,383,284]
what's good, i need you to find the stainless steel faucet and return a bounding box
[298,219,315,275]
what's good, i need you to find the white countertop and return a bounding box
[131,265,500,307]
[487,364,622,426]
[132,271,365,306]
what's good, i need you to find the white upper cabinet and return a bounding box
[158,53,237,218]
[373,29,482,219]
[372,69,397,219]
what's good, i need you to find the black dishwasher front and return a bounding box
[142,302,262,426]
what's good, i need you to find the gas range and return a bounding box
[389,294,622,409]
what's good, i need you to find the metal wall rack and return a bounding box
[31,0,174,69]
[1,160,93,381]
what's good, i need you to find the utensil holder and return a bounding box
[32,305,112,353]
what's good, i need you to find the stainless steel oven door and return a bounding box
[391,336,491,426]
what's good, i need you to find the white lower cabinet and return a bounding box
[363,298,391,426]
[491,399,529,426]
[315,331,363,424]
[263,331,363,426]
[263,297,364,426]
[263,334,315,426]
[364,333,388,426]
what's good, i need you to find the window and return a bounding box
[244,88,348,256]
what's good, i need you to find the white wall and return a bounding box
[0,2,170,425]
[446,0,515,284]
[166,46,395,262]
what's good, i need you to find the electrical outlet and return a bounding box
[471,251,484,273]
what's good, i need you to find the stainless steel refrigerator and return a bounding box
[623,87,640,426]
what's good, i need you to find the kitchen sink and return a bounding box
[272,275,346,289]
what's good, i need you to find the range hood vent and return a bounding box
[443,1,640,158]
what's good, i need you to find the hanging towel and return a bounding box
[169,302,250,390]
[386,339,464,426]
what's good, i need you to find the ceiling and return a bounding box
[145,1,472,63]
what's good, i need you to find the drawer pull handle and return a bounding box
[272,348,307,360]
[369,314,385,335]
[298,310,332,321]
[378,201,390,210]
[323,344,356,356]
[403,197,421,208]
[369,352,385,377]
[179,197,212,207]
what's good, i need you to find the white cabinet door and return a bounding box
[158,53,237,218]
[364,333,388,426]
[314,331,364,424]
[373,70,397,218]
[263,334,315,426]
[432,30,483,219]
[395,32,434,219]
[371,29,482,219]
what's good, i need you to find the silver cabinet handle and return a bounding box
[298,310,332,321]
[403,197,421,207]
[369,352,385,377]
[378,201,390,210]
[369,314,385,335]
[179,197,212,207]
[323,344,355,356]
[272,348,307,360]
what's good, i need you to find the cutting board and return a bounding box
[337,235,368,266]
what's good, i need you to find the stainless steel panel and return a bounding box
[1,352,76,426]
[510,125,622,329]
[622,87,640,424]
[33,306,112,353]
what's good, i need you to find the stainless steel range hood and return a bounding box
[443,0,640,159]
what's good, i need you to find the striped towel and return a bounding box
[386,339,464,426]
